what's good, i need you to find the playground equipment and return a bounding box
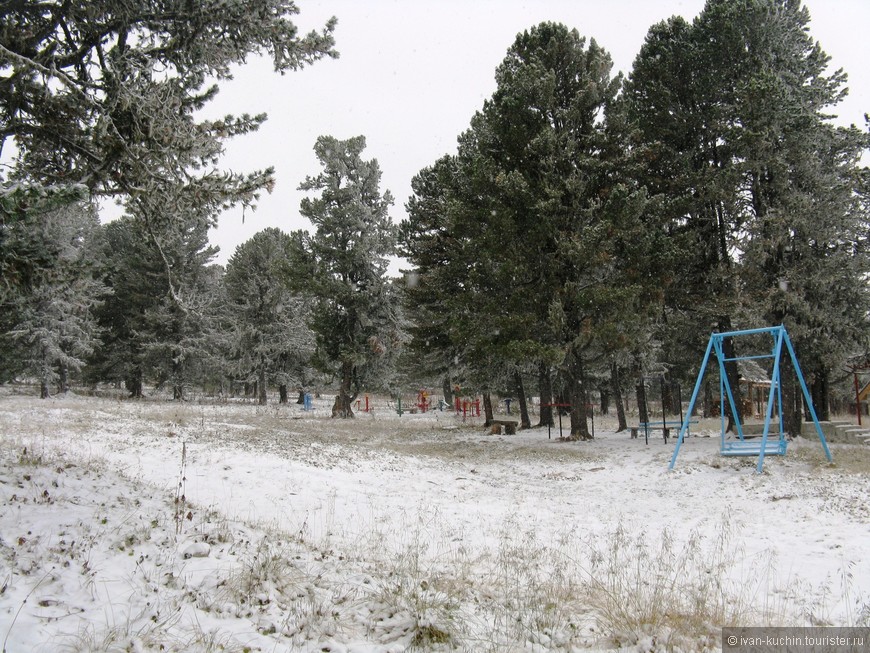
[355,394,371,413]
[669,325,832,473]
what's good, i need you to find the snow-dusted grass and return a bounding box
[1,389,869,652]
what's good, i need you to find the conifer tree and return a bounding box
[1,1,336,199]
[223,228,314,405]
[299,136,401,417]
[626,0,870,429]
[2,197,106,396]
[404,23,647,438]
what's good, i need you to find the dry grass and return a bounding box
[791,441,870,475]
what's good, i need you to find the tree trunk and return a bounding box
[660,377,673,417]
[279,384,288,404]
[611,362,627,432]
[568,352,591,440]
[599,387,610,415]
[258,356,267,405]
[172,355,183,401]
[703,380,713,418]
[781,354,802,436]
[482,392,494,426]
[636,379,649,424]
[810,367,830,422]
[40,377,49,399]
[537,362,554,428]
[332,360,355,418]
[127,367,143,399]
[513,370,532,430]
[442,377,454,408]
[58,363,69,395]
[569,381,591,440]
[718,318,742,432]
[297,390,305,404]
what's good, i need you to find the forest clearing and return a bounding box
[1,390,868,652]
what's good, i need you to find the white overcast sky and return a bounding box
[206,0,869,266]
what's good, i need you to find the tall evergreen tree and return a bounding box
[1,1,337,347]
[2,198,106,396]
[404,23,647,438]
[223,228,314,405]
[299,135,401,417]
[626,0,869,429]
[400,156,467,391]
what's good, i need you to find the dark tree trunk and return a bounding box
[718,319,742,432]
[670,380,684,415]
[172,356,183,401]
[636,379,649,424]
[442,377,454,408]
[611,362,627,432]
[537,362,554,428]
[513,370,532,430]
[660,377,673,416]
[810,368,830,422]
[127,367,143,399]
[482,392,494,426]
[297,390,305,404]
[599,387,610,415]
[58,363,69,394]
[258,357,267,405]
[40,377,49,399]
[703,380,713,418]
[332,360,355,418]
[781,354,802,436]
[568,352,591,440]
[279,384,288,404]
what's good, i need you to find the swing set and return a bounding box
[669,325,833,473]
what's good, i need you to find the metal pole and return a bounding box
[670,335,715,470]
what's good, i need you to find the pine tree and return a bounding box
[715,0,870,421]
[404,23,647,438]
[223,228,314,405]
[625,0,870,429]
[1,1,336,198]
[2,197,106,396]
[89,210,220,399]
[299,135,401,418]
[1,1,337,341]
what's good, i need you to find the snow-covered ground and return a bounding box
[1,390,868,652]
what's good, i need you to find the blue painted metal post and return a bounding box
[714,335,746,441]
[783,329,833,462]
[669,335,715,470]
[756,327,785,473]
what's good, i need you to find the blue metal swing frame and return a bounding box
[669,325,833,473]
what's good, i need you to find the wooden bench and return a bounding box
[490,419,518,435]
